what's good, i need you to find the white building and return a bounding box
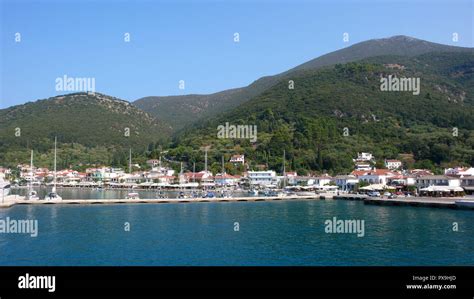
[384,159,402,170]
[334,175,359,192]
[146,159,160,168]
[387,175,416,187]
[230,155,245,165]
[214,173,241,186]
[444,167,474,177]
[415,175,461,188]
[248,171,277,186]
[312,175,333,187]
[461,176,474,194]
[356,169,397,185]
[354,162,372,171]
[354,152,374,162]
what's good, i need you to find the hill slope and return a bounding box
[0,93,171,167]
[135,35,473,131]
[170,51,474,174]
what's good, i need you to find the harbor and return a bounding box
[2,191,474,210]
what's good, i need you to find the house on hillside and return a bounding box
[229,155,245,165]
[384,159,402,170]
[445,167,474,177]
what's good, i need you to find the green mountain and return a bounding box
[135,35,473,131]
[0,93,171,168]
[171,51,474,175]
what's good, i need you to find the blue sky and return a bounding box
[1,0,473,108]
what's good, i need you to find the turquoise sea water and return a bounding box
[0,200,473,266]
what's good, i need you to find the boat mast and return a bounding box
[53,137,57,193]
[192,162,196,195]
[179,162,184,192]
[204,148,208,173]
[30,150,34,195]
[222,155,225,191]
[222,156,225,175]
[129,148,132,174]
[282,150,286,189]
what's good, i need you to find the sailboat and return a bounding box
[125,148,140,199]
[0,174,10,200]
[27,150,39,200]
[44,137,62,200]
[277,150,288,198]
[220,155,232,198]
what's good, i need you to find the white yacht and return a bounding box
[28,190,40,200]
[44,137,62,201]
[126,192,140,200]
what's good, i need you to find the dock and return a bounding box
[0,194,325,209]
[333,194,367,201]
[363,196,474,209]
[2,194,473,210]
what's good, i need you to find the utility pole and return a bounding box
[129,148,132,174]
[204,148,208,173]
[283,150,286,189]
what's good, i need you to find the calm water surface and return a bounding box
[0,199,473,266]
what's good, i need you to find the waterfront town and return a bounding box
[1,152,473,198]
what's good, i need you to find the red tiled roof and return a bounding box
[352,169,396,176]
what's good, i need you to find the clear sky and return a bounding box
[0,0,473,108]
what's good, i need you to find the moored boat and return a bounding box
[44,137,62,201]
[126,192,140,200]
[0,177,10,198]
[27,190,40,201]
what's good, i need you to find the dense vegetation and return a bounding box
[0,93,170,168]
[1,37,473,174]
[170,52,474,175]
[135,35,473,132]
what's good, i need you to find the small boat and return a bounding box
[203,191,215,198]
[126,192,140,200]
[455,200,474,208]
[27,190,40,200]
[248,189,258,196]
[44,137,62,201]
[178,191,189,199]
[296,191,315,197]
[27,151,40,200]
[156,191,166,199]
[44,191,62,200]
[262,189,276,197]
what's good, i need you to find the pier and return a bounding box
[2,194,474,210]
[363,196,474,209]
[333,194,367,201]
[0,194,324,209]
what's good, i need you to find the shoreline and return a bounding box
[1,193,474,210]
[0,194,324,208]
